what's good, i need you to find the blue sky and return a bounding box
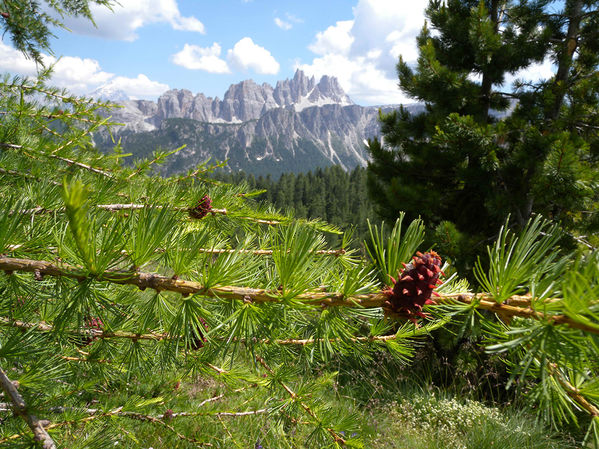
[0,0,554,105]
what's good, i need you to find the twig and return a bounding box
[94,204,282,224]
[5,245,346,258]
[12,199,284,225]
[0,365,56,449]
[0,143,23,150]
[0,316,407,346]
[49,116,109,156]
[96,203,226,215]
[217,415,243,449]
[540,230,596,250]
[0,316,169,342]
[0,406,213,446]
[0,167,61,186]
[0,386,255,417]
[126,145,186,180]
[451,293,599,335]
[548,363,599,417]
[11,206,65,215]
[0,142,114,179]
[0,256,379,307]
[197,248,346,256]
[49,155,114,178]
[255,354,347,446]
[3,82,98,105]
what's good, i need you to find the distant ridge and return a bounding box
[94,70,423,177]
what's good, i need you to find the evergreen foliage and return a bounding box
[367,0,599,261]
[1,2,599,448]
[0,0,113,63]
[214,166,377,245]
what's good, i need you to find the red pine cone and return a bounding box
[383,251,443,323]
[188,195,212,219]
[1,12,9,19]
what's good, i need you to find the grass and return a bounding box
[368,393,577,449]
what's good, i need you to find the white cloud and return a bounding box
[348,0,426,69]
[172,43,231,73]
[172,15,205,33]
[227,37,280,75]
[300,0,428,105]
[309,20,354,56]
[386,30,419,66]
[51,56,114,92]
[274,17,293,30]
[0,41,40,76]
[0,41,168,99]
[100,74,169,98]
[285,13,303,24]
[172,38,280,75]
[59,0,205,41]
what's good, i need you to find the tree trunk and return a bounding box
[548,0,583,121]
[480,0,501,122]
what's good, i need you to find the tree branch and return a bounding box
[49,154,114,178]
[0,167,61,186]
[548,363,599,418]
[11,203,284,225]
[0,316,411,346]
[0,365,56,449]
[1,257,598,335]
[0,142,114,179]
[255,354,347,446]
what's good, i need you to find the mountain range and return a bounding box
[93,70,421,177]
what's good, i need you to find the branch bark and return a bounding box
[0,142,114,179]
[0,316,413,345]
[12,203,284,225]
[0,365,56,449]
[548,0,583,121]
[1,256,597,335]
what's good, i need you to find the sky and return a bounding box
[0,0,555,106]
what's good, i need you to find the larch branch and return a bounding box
[0,142,114,178]
[0,365,56,449]
[548,363,599,418]
[255,354,347,446]
[1,257,598,335]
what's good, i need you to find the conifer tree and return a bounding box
[367,0,599,247]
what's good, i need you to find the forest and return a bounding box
[213,166,377,246]
[0,1,598,449]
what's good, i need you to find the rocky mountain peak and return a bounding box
[223,79,259,100]
[99,69,356,130]
[290,70,316,97]
[317,75,344,97]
